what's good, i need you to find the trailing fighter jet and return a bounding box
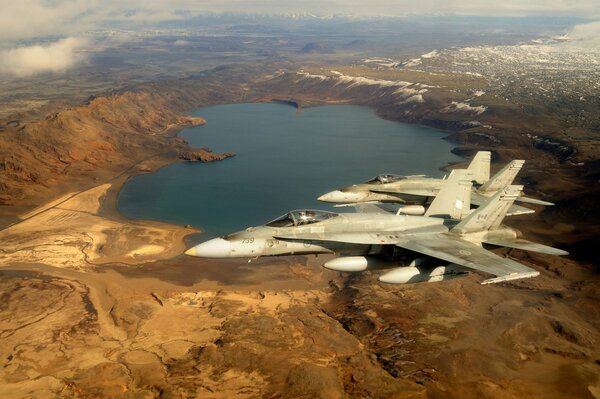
[185,169,567,285]
[317,151,553,216]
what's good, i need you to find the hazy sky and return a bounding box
[1,1,599,42]
[180,0,600,16]
[1,1,598,77]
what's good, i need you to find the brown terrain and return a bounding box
[0,63,599,398]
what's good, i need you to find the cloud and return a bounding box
[564,20,600,46]
[0,1,95,42]
[0,37,89,77]
[107,9,186,23]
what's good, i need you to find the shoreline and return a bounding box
[1,93,590,275]
[0,99,567,269]
[0,115,211,270]
[0,99,468,282]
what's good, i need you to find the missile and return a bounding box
[378,264,469,284]
[323,256,394,272]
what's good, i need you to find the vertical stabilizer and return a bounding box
[479,160,525,193]
[466,151,491,185]
[424,169,472,219]
[452,185,523,234]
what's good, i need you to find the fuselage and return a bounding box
[185,210,519,259]
[317,176,537,217]
[318,176,443,204]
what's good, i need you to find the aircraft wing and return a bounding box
[274,231,540,284]
[484,238,568,256]
[393,235,540,284]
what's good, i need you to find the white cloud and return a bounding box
[0,1,95,42]
[0,37,89,77]
[564,20,600,46]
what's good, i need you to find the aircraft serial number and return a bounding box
[241,238,255,244]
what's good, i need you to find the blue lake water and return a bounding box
[118,103,460,238]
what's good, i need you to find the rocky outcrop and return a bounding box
[299,42,333,54]
[179,148,235,162]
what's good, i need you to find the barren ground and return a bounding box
[1,169,598,398]
[0,64,599,398]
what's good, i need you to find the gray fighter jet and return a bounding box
[185,169,567,285]
[318,151,553,216]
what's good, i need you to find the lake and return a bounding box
[118,103,460,238]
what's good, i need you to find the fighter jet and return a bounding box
[318,151,553,216]
[185,169,567,285]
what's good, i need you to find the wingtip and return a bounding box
[481,271,540,285]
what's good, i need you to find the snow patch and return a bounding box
[296,71,431,102]
[443,101,487,115]
[403,58,422,68]
[421,50,438,58]
[400,94,425,104]
[362,58,401,68]
[363,58,389,63]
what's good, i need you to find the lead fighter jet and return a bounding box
[318,151,553,216]
[185,170,567,285]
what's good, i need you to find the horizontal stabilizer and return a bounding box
[484,239,569,256]
[515,196,554,206]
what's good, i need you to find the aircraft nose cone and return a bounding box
[318,190,353,203]
[185,238,231,258]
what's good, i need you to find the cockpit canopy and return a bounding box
[266,210,338,227]
[364,174,406,184]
